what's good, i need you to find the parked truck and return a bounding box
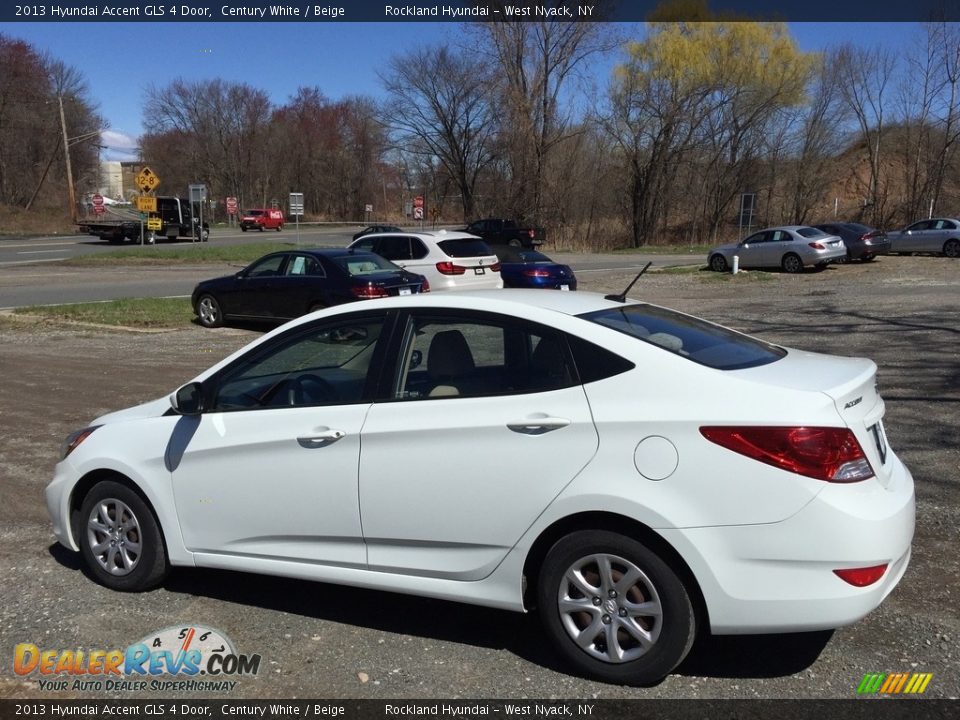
[464,218,546,248]
[78,196,210,244]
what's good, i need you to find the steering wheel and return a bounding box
[289,374,338,405]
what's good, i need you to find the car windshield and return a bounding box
[333,254,398,276]
[246,210,264,217]
[796,227,828,238]
[438,238,493,258]
[580,304,786,370]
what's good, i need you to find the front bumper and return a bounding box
[45,459,80,552]
[661,452,915,634]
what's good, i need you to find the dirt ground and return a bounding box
[0,256,957,699]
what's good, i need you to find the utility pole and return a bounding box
[58,94,77,223]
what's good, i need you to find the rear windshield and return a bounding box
[580,304,786,370]
[494,248,550,263]
[796,227,828,238]
[332,254,398,277]
[438,238,494,258]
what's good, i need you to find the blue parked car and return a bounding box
[492,245,577,290]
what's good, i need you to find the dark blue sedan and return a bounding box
[492,246,577,290]
[192,249,428,328]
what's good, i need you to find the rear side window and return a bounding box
[796,227,828,238]
[567,336,635,384]
[437,238,493,258]
[580,304,785,370]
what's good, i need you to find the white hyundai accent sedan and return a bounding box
[46,290,914,685]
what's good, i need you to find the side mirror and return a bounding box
[170,381,205,416]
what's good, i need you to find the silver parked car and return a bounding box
[708,226,847,273]
[887,218,960,257]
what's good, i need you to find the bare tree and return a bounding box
[836,44,897,225]
[474,14,618,222]
[380,45,497,220]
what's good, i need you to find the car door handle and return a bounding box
[297,429,346,448]
[507,416,571,435]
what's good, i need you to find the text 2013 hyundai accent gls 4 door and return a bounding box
[46,290,914,685]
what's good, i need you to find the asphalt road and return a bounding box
[0,230,699,309]
[0,256,957,701]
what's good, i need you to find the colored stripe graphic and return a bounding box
[858,673,933,694]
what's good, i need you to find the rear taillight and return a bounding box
[808,242,826,249]
[860,231,882,240]
[833,564,888,587]
[523,268,552,278]
[436,261,466,275]
[420,278,430,293]
[699,426,874,482]
[528,229,535,238]
[351,284,389,299]
[489,262,501,272]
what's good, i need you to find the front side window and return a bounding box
[581,304,786,370]
[212,316,385,411]
[742,232,767,245]
[392,315,576,400]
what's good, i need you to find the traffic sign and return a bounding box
[135,196,157,213]
[226,197,238,215]
[135,167,160,193]
[413,196,424,209]
[146,217,162,230]
[92,193,104,215]
[289,192,304,216]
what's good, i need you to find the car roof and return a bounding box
[352,229,482,242]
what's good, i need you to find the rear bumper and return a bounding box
[661,452,915,634]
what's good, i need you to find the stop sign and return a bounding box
[226,197,238,215]
[92,193,105,215]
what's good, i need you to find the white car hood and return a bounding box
[92,396,171,426]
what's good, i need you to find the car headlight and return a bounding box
[61,426,101,459]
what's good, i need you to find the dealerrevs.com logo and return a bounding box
[857,672,934,695]
[13,624,261,692]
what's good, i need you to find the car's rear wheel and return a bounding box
[708,254,728,272]
[862,254,875,262]
[781,253,803,273]
[79,480,168,592]
[196,293,223,328]
[944,239,960,258]
[276,225,283,232]
[241,226,248,232]
[537,530,696,686]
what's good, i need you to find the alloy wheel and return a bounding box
[86,498,142,576]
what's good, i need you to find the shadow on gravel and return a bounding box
[46,549,834,683]
[676,631,833,678]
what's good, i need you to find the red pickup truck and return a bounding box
[240,208,284,232]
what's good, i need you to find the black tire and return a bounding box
[781,253,803,273]
[258,226,264,232]
[200,228,210,242]
[508,238,522,248]
[862,254,875,262]
[78,479,168,592]
[195,293,224,328]
[537,530,696,686]
[276,225,283,232]
[241,226,248,232]
[708,254,728,272]
[944,239,960,258]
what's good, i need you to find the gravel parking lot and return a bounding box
[0,256,957,700]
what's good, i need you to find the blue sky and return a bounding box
[8,21,919,160]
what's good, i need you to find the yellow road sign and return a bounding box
[135,196,157,212]
[146,217,163,231]
[135,167,160,193]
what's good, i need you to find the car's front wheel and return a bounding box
[537,530,696,686]
[79,480,168,591]
[709,254,728,272]
[944,238,960,258]
[781,253,804,273]
[276,225,283,232]
[195,293,223,328]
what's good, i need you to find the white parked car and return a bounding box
[46,290,913,685]
[347,229,503,290]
